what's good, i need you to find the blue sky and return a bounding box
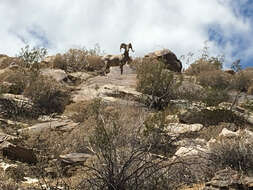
[0,0,252,69]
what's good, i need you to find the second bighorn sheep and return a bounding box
[102,43,134,75]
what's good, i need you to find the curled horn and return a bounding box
[128,43,134,52]
[120,43,127,52]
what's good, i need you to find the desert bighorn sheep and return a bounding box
[102,43,134,75]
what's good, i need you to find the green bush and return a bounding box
[24,75,70,114]
[136,59,179,109]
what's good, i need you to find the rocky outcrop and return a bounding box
[144,49,182,72]
[18,119,79,134]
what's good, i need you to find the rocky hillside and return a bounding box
[0,48,253,189]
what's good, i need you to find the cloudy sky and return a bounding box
[0,0,252,68]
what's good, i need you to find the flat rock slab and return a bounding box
[18,120,79,134]
[166,123,203,135]
[72,65,139,103]
[59,153,91,164]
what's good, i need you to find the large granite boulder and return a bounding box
[144,49,182,72]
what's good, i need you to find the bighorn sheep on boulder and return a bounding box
[102,43,134,75]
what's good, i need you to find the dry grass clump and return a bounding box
[24,75,70,114]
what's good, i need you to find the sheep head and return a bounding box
[120,43,134,53]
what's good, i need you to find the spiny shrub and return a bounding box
[24,75,70,114]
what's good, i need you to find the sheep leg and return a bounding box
[103,61,110,75]
[120,64,123,75]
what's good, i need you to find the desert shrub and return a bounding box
[175,81,205,101]
[66,100,103,123]
[209,138,253,174]
[24,75,70,114]
[179,109,245,127]
[202,88,230,106]
[80,100,176,190]
[129,57,142,70]
[185,58,221,75]
[85,55,104,71]
[232,70,253,92]
[143,112,178,156]
[18,45,47,71]
[197,70,232,90]
[52,45,103,73]
[136,59,179,109]
[52,53,68,71]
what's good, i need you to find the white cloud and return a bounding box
[0,0,251,68]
